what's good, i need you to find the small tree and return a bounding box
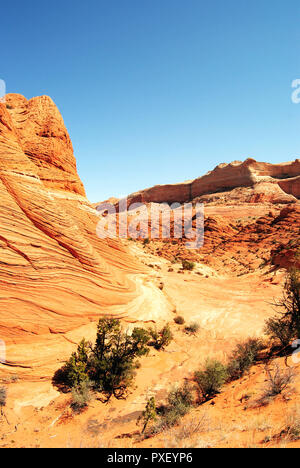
[57,339,90,389]
[195,359,228,402]
[138,397,157,433]
[265,269,300,347]
[90,319,150,401]
[53,319,151,403]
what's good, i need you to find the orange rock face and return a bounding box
[118,158,300,206]
[0,94,150,344]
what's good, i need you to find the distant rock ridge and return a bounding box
[112,158,300,208]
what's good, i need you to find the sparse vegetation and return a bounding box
[262,364,295,398]
[264,317,294,348]
[71,380,92,412]
[264,269,300,348]
[185,322,200,334]
[54,319,150,402]
[227,338,262,381]
[138,397,157,433]
[168,413,210,444]
[149,324,173,350]
[59,338,91,389]
[181,260,195,271]
[174,316,185,325]
[282,407,300,441]
[153,382,194,433]
[0,386,7,414]
[195,359,228,402]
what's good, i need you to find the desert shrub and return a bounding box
[283,407,300,441]
[264,269,300,347]
[174,316,185,325]
[153,382,194,433]
[54,319,150,402]
[264,317,294,348]
[71,380,92,412]
[149,324,173,350]
[227,338,262,381]
[138,397,157,433]
[195,359,228,402]
[170,414,210,442]
[167,382,194,410]
[262,364,295,398]
[61,339,91,388]
[143,238,150,246]
[181,260,195,271]
[10,375,19,383]
[0,386,7,413]
[90,320,150,401]
[185,322,200,334]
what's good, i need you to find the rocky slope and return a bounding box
[0,94,299,449]
[109,158,300,207]
[0,94,172,348]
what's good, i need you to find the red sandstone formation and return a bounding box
[110,158,300,207]
[0,94,152,344]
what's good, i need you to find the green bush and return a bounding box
[149,324,173,350]
[59,339,91,389]
[195,359,228,401]
[181,260,195,271]
[167,382,193,410]
[227,338,262,381]
[153,382,193,433]
[71,380,92,412]
[185,322,200,334]
[174,316,185,325]
[54,319,150,402]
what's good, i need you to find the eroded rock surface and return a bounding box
[114,158,300,207]
[0,94,167,344]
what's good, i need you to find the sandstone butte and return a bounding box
[111,158,300,208]
[0,93,176,349]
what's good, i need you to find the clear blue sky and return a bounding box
[2,0,300,202]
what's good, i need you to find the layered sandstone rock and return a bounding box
[112,158,300,207]
[0,94,168,344]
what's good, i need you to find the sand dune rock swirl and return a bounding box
[0,94,169,346]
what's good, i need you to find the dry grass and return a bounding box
[262,364,296,398]
[161,412,211,448]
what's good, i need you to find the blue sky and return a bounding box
[2,0,300,202]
